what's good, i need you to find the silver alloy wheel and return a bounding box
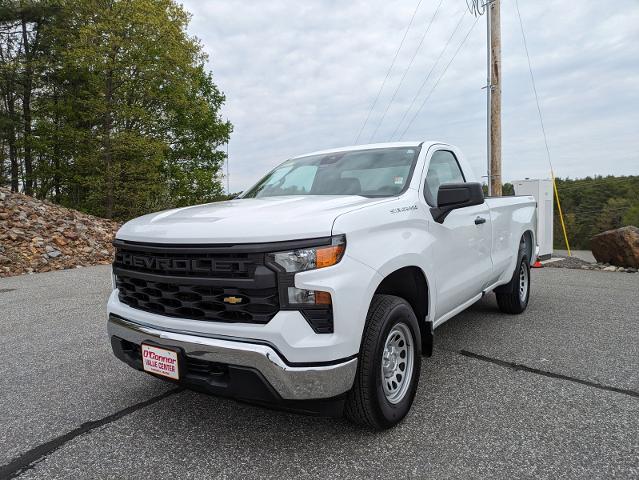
[381,322,414,404]
[519,261,529,301]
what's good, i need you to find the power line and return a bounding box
[226,137,230,195]
[465,0,486,17]
[514,0,573,254]
[388,9,467,141]
[398,14,479,140]
[513,0,552,173]
[367,0,445,143]
[353,0,423,144]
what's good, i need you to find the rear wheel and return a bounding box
[345,294,421,430]
[496,250,530,314]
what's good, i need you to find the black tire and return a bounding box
[345,294,422,430]
[496,244,531,314]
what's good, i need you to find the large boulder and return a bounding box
[591,226,639,268]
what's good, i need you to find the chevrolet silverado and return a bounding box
[107,141,537,429]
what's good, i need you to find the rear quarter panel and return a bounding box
[485,196,537,285]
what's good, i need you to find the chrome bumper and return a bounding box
[107,315,357,400]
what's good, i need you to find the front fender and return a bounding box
[332,198,437,323]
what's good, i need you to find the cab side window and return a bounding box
[424,150,465,205]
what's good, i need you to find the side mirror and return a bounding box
[430,182,484,223]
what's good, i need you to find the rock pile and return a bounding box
[579,262,638,273]
[544,255,638,273]
[0,187,120,277]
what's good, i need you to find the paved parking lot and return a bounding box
[1,266,637,479]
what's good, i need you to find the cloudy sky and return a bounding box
[181,0,639,193]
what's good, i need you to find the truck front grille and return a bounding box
[113,240,279,324]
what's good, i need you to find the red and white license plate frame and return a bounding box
[141,343,180,380]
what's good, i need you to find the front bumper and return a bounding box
[108,314,358,402]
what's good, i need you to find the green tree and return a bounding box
[502,182,514,196]
[0,7,22,192]
[554,175,639,249]
[594,197,631,233]
[60,0,231,219]
[622,204,639,227]
[1,0,231,220]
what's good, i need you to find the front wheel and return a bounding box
[345,294,421,430]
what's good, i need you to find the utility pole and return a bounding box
[486,0,502,196]
[226,140,230,195]
[225,118,230,196]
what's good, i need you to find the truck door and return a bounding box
[422,150,493,320]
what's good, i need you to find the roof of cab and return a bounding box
[292,141,444,159]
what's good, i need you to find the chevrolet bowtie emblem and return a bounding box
[223,296,243,304]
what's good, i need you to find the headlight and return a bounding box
[268,235,345,273]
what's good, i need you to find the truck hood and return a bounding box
[116,195,393,244]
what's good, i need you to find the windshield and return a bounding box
[242,146,421,198]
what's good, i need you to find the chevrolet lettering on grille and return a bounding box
[116,252,250,274]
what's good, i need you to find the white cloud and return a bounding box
[181,0,639,192]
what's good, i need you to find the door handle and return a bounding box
[474,216,486,225]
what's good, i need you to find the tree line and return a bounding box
[553,175,639,250]
[0,0,231,220]
[501,176,639,250]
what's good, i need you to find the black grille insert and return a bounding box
[114,241,279,324]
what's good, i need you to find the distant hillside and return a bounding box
[552,176,639,250]
[0,188,119,277]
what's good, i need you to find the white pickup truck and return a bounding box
[107,141,537,429]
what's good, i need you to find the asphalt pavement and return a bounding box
[1,265,637,479]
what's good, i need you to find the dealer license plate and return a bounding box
[141,344,179,380]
